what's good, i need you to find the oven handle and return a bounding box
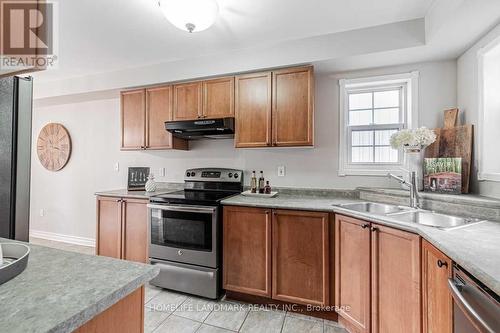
[448,278,496,333]
[147,204,217,214]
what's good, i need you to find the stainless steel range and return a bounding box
[148,168,243,299]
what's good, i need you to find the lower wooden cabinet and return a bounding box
[272,209,329,306]
[371,224,421,333]
[422,239,453,333]
[335,215,371,333]
[223,206,329,306]
[335,214,421,333]
[223,206,271,297]
[96,196,148,263]
[74,287,144,333]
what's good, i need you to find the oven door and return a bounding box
[148,204,218,268]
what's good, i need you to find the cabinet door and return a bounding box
[272,66,314,146]
[203,77,234,119]
[335,215,371,333]
[223,206,271,297]
[235,72,272,148]
[272,210,329,306]
[121,89,146,150]
[146,86,188,150]
[173,81,202,121]
[96,196,123,259]
[422,240,453,333]
[122,199,148,263]
[371,224,421,333]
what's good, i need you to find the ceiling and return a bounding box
[33,0,434,81]
[31,0,500,99]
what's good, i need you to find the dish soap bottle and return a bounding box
[258,171,265,194]
[250,171,257,193]
[264,181,272,194]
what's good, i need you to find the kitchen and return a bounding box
[1,0,500,332]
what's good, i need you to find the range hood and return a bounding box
[165,118,235,140]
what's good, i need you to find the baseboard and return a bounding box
[30,229,96,247]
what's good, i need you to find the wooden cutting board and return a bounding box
[425,124,473,193]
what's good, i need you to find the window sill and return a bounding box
[338,167,404,177]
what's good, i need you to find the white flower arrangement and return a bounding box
[390,127,436,150]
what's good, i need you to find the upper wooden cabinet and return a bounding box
[235,72,272,147]
[422,240,453,333]
[203,77,234,119]
[121,87,188,150]
[96,196,148,263]
[121,89,146,150]
[235,66,314,148]
[173,81,203,121]
[335,215,371,333]
[272,66,314,146]
[223,206,271,297]
[335,214,421,333]
[272,209,329,306]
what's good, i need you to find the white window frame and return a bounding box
[338,72,419,176]
[477,36,500,182]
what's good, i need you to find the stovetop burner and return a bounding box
[150,168,243,205]
[151,190,238,205]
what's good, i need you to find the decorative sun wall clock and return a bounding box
[37,123,72,171]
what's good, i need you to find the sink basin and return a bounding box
[388,211,485,230]
[336,202,408,215]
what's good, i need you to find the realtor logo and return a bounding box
[1,0,58,69]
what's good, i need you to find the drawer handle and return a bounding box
[361,224,369,229]
[371,226,379,232]
[437,260,448,268]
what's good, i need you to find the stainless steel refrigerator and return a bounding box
[0,76,32,241]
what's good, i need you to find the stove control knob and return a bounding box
[228,173,233,178]
[186,172,190,177]
[234,173,239,179]
[178,250,183,256]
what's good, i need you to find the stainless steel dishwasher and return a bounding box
[448,265,500,333]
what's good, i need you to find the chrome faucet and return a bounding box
[387,171,420,209]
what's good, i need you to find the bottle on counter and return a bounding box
[264,181,272,194]
[258,171,265,194]
[250,171,257,193]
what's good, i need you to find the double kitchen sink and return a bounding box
[335,202,485,230]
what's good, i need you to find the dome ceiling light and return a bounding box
[158,0,219,33]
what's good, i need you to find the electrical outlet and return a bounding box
[277,166,286,177]
[114,162,120,172]
[159,167,166,177]
[39,209,44,217]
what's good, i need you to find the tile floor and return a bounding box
[30,237,348,333]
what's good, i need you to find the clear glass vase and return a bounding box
[403,147,424,191]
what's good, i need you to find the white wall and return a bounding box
[30,60,457,240]
[457,22,500,198]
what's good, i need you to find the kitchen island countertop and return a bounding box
[0,239,159,333]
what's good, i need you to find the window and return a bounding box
[478,37,500,182]
[339,72,419,176]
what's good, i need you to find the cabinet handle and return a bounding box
[116,199,121,202]
[361,224,369,229]
[371,226,379,232]
[265,210,270,214]
[437,260,448,268]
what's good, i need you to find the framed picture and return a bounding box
[424,158,462,194]
[127,167,150,191]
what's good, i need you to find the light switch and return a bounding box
[278,166,286,177]
[159,167,166,177]
[114,162,119,172]
[39,209,45,217]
